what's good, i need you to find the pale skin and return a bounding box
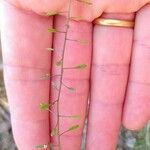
[0,0,150,150]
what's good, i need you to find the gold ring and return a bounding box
[93,18,134,28]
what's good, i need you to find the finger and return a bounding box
[105,0,149,13]
[4,0,67,15]
[50,15,92,149]
[86,13,134,150]
[0,1,53,149]
[123,4,150,130]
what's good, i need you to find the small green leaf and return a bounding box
[62,82,76,92]
[67,87,76,92]
[78,0,92,5]
[35,144,48,149]
[70,16,82,21]
[75,64,87,69]
[55,60,62,67]
[68,125,80,132]
[70,115,81,119]
[40,73,50,80]
[77,39,88,45]
[60,115,81,119]
[46,48,54,51]
[39,102,49,110]
[48,28,57,33]
[46,12,57,16]
[51,127,58,137]
[60,125,80,136]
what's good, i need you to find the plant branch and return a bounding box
[55,0,72,149]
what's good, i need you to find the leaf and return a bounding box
[55,60,62,67]
[46,12,57,16]
[75,64,87,69]
[60,125,80,136]
[62,82,76,92]
[67,87,76,92]
[70,16,82,21]
[51,127,58,137]
[39,102,49,110]
[60,115,81,119]
[40,73,50,80]
[77,39,88,45]
[48,28,57,33]
[46,48,54,51]
[69,115,81,119]
[47,11,69,17]
[35,144,48,149]
[68,125,80,132]
[76,0,92,5]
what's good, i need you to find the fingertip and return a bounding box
[122,113,149,131]
[122,90,149,131]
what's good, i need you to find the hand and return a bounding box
[5,0,150,21]
[1,0,150,150]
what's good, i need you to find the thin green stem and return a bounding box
[63,67,78,69]
[48,109,57,116]
[66,38,77,42]
[59,130,70,137]
[55,0,72,149]
[40,74,61,80]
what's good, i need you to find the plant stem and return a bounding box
[56,0,72,149]
[59,129,71,137]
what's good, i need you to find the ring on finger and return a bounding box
[93,18,135,28]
